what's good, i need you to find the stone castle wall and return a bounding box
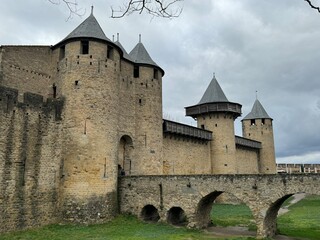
[163,136,211,174]
[0,46,54,100]
[235,146,259,174]
[0,86,64,232]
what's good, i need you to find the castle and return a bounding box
[0,11,276,232]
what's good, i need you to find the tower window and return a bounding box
[107,45,114,59]
[81,41,89,54]
[201,124,205,129]
[261,118,265,125]
[250,119,256,125]
[153,69,159,80]
[59,45,65,60]
[134,66,139,78]
[53,84,57,98]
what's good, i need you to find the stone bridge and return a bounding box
[118,174,320,239]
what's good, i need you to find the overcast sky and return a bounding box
[1,0,320,164]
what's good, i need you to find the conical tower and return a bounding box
[51,9,123,223]
[128,36,165,175]
[242,99,276,174]
[185,75,242,174]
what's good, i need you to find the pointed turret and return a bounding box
[115,40,132,61]
[129,35,164,75]
[198,75,229,104]
[185,75,241,118]
[185,74,242,174]
[54,10,112,48]
[242,98,276,174]
[243,99,272,120]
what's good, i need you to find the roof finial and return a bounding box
[117,33,119,42]
[213,72,215,78]
[91,5,94,15]
[139,34,141,43]
[112,35,115,42]
[256,90,258,100]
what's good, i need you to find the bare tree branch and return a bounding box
[49,0,320,20]
[110,0,183,19]
[305,0,320,13]
[48,0,84,20]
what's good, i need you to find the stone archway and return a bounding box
[167,207,187,226]
[195,191,256,233]
[140,205,160,222]
[118,135,133,175]
[263,194,294,237]
[195,191,223,228]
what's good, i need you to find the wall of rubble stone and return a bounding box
[0,86,63,233]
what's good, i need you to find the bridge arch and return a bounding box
[140,204,160,222]
[195,191,223,228]
[167,207,187,226]
[263,194,294,237]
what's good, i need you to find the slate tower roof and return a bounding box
[115,40,133,61]
[129,35,164,75]
[243,99,272,120]
[185,74,242,118]
[129,41,159,67]
[53,9,112,48]
[198,75,229,104]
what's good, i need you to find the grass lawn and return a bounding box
[277,195,320,240]
[0,215,252,240]
[211,203,256,230]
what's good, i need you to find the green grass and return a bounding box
[277,195,320,240]
[211,204,256,230]
[0,215,244,240]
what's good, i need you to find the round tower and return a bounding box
[185,75,242,174]
[242,99,276,174]
[128,35,165,175]
[51,10,124,223]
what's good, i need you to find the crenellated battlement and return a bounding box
[0,85,64,120]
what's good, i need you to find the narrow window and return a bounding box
[134,66,139,78]
[75,80,79,86]
[107,45,114,59]
[59,45,65,60]
[153,68,159,80]
[201,124,205,129]
[251,119,256,125]
[261,118,265,125]
[53,84,57,98]
[81,41,89,54]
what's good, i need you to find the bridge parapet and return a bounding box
[119,174,320,239]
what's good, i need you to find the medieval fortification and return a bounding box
[0,12,277,232]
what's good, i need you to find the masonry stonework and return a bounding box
[119,174,320,239]
[0,11,286,235]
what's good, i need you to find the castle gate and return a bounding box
[118,174,320,239]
